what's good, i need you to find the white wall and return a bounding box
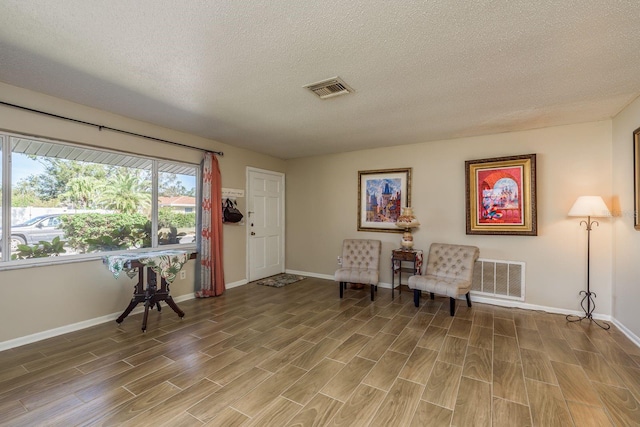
[612,95,640,338]
[0,82,286,344]
[286,121,614,315]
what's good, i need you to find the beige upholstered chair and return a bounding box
[408,243,479,316]
[335,239,381,301]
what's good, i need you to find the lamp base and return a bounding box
[400,230,414,249]
[565,290,610,330]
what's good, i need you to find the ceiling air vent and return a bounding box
[304,77,354,99]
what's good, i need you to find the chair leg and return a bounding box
[430,292,435,300]
[465,292,472,307]
[339,282,344,299]
[370,284,375,301]
[413,289,421,307]
[449,297,456,316]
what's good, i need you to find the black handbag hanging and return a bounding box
[223,198,243,223]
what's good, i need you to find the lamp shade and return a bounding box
[568,196,611,217]
[395,207,420,229]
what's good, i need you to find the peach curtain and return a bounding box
[195,152,225,297]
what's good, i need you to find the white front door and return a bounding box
[247,168,285,281]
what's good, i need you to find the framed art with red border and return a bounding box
[465,154,537,236]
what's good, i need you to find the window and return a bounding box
[0,133,198,263]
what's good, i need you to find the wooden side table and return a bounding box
[391,248,423,299]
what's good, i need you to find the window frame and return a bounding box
[0,131,199,269]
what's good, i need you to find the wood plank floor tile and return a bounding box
[590,336,639,368]
[592,382,640,426]
[282,358,344,405]
[492,397,532,427]
[574,349,625,387]
[0,400,27,423]
[45,387,135,426]
[493,360,528,405]
[20,360,133,411]
[551,360,601,406]
[202,407,248,426]
[362,350,409,392]
[258,339,315,373]
[187,366,272,423]
[398,347,438,385]
[566,401,613,427]
[380,315,413,335]
[357,316,392,337]
[493,334,520,364]
[406,312,434,331]
[448,318,473,339]
[409,400,452,427]
[463,345,492,383]
[525,379,574,426]
[473,311,494,328]
[541,337,580,365]
[285,393,343,427]
[520,348,558,384]
[370,378,423,427]
[120,379,220,426]
[92,381,181,425]
[516,327,543,350]
[612,363,640,402]
[451,376,492,427]
[417,326,448,351]
[423,361,462,410]
[291,337,341,370]
[388,327,423,355]
[321,356,376,402]
[437,335,468,366]
[326,384,386,427]
[512,312,537,329]
[327,333,371,363]
[231,364,306,417]
[494,317,516,337]
[246,396,302,427]
[469,325,494,350]
[357,332,397,361]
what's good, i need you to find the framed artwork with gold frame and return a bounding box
[465,154,537,236]
[358,168,411,232]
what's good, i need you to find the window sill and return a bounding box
[0,244,197,272]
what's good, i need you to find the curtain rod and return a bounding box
[0,100,223,157]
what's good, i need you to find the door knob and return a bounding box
[251,232,256,236]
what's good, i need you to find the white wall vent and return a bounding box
[303,77,354,99]
[471,258,525,301]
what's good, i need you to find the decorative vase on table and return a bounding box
[395,207,420,249]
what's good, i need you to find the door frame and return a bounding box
[246,167,286,282]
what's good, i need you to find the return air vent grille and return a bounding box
[471,258,525,301]
[304,77,354,99]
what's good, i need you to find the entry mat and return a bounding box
[254,273,305,288]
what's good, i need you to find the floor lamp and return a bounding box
[566,196,610,330]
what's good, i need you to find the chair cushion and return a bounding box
[408,243,479,298]
[408,274,471,298]
[335,268,379,285]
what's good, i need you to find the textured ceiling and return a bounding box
[1,1,639,159]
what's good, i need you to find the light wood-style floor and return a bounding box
[1,277,640,426]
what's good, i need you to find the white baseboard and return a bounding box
[0,292,196,352]
[284,269,395,289]
[226,278,248,289]
[611,318,640,349]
